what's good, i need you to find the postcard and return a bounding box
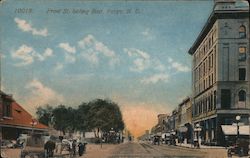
[0,0,249,158]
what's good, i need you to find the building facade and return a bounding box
[177,97,193,143]
[0,91,48,140]
[151,114,168,135]
[188,0,250,145]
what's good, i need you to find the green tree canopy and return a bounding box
[36,105,53,126]
[36,99,125,136]
[86,99,124,133]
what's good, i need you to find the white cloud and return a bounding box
[11,45,34,66]
[14,18,48,37]
[11,45,53,66]
[95,42,115,57]
[35,48,54,61]
[78,34,95,49]
[54,62,64,71]
[168,57,190,72]
[130,58,150,72]
[82,51,99,65]
[141,28,154,40]
[65,54,76,63]
[24,79,64,113]
[124,48,150,60]
[43,48,53,58]
[172,62,190,72]
[141,73,169,84]
[58,43,76,54]
[78,34,119,66]
[153,59,166,72]
[124,48,152,72]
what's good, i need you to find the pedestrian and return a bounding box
[227,148,232,158]
[157,136,160,145]
[72,140,77,156]
[44,139,56,158]
[78,142,84,156]
[153,136,156,145]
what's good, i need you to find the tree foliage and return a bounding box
[36,99,125,136]
[36,105,53,126]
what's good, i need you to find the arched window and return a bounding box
[239,25,246,38]
[238,90,246,102]
[239,46,246,61]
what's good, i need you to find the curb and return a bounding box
[175,144,226,150]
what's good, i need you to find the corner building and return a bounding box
[188,0,250,145]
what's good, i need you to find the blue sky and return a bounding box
[0,0,214,135]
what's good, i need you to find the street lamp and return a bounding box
[170,129,176,145]
[30,118,37,136]
[194,123,202,148]
[235,115,241,142]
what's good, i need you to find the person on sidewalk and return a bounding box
[44,139,56,158]
[78,142,84,156]
[72,140,77,156]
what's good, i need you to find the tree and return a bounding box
[75,102,90,132]
[35,99,125,137]
[52,105,71,135]
[36,105,54,126]
[86,99,124,137]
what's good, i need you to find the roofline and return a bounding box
[188,10,249,55]
[11,101,48,128]
[178,97,191,107]
[1,123,48,131]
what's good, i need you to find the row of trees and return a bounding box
[36,99,125,137]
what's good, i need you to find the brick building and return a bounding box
[0,91,48,140]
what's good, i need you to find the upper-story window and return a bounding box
[3,100,12,117]
[238,90,246,102]
[239,25,246,38]
[239,68,246,81]
[239,46,246,61]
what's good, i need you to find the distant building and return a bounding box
[138,130,150,141]
[188,0,249,145]
[151,114,168,134]
[0,91,48,140]
[177,97,192,144]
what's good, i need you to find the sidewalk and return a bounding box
[1,148,21,158]
[175,143,250,158]
[176,142,225,149]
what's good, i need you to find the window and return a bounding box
[214,91,216,109]
[239,90,246,102]
[203,63,205,76]
[209,76,211,86]
[211,94,213,110]
[239,25,246,38]
[239,47,246,61]
[239,68,246,81]
[3,100,12,117]
[207,96,210,111]
[221,89,231,109]
[211,53,213,68]
[203,99,207,113]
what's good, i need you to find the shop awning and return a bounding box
[162,133,170,137]
[221,125,250,135]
